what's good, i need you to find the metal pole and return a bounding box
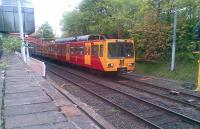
[17,0,26,63]
[170,0,177,71]
[195,53,200,91]
[26,42,30,63]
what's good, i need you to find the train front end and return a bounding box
[103,39,135,73]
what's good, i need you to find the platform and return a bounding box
[1,54,100,129]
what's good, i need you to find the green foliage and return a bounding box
[61,0,200,61]
[2,36,21,54]
[0,59,8,69]
[36,22,55,39]
[134,22,171,60]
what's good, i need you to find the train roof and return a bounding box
[55,34,105,43]
[55,37,76,43]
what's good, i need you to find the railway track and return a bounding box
[45,60,200,111]
[46,62,200,129]
[117,75,200,110]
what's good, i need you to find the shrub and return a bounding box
[2,36,21,55]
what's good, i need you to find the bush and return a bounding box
[2,36,21,55]
[134,21,171,61]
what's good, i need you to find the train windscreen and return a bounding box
[108,42,134,58]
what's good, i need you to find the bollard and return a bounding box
[196,59,200,91]
[193,51,200,91]
[42,62,46,78]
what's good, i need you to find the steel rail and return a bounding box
[115,79,200,110]
[123,75,200,98]
[46,63,200,127]
[47,68,163,129]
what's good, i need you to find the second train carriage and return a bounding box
[29,35,135,73]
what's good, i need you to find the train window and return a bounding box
[84,47,88,55]
[51,47,53,52]
[60,47,62,55]
[92,45,99,56]
[48,47,50,52]
[108,43,134,58]
[100,36,105,40]
[88,47,90,55]
[58,47,61,55]
[50,46,52,52]
[54,47,56,53]
[68,47,70,53]
[79,47,84,55]
[52,46,55,53]
[66,47,68,53]
[62,47,65,55]
[51,46,53,53]
[99,45,104,57]
[70,47,75,55]
[89,36,99,40]
[74,47,78,54]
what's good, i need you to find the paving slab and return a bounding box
[5,91,45,100]
[4,102,58,116]
[5,86,41,94]
[5,111,67,129]
[5,84,38,89]
[4,95,51,107]
[12,122,71,129]
[5,79,33,82]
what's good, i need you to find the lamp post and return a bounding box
[170,0,177,71]
[17,0,26,63]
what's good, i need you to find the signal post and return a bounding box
[193,51,200,91]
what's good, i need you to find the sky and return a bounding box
[32,0,82,37]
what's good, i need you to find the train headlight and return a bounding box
[129,63,134,67]
[108,63,114,68]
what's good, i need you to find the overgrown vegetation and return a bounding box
[0,59,8,69]
[0,36,20,69]
[61,0,200,61]
[1,36,21,55]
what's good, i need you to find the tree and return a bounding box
[36,22,55,39]
[60,0,200,61]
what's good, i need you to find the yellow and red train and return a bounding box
[28,35,135,73]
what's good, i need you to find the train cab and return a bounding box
[102,39,135,73]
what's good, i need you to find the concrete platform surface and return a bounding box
[2,55,100,129]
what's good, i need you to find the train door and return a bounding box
[77,45,84,65]
[66,44,70,62]
[91,42,99,69]
[91,41,104,71]
[84,42,91,65]
[57,44,62,60]
[70,46,76,64]
[55,44,58,59]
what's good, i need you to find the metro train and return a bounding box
[28,34,135,73]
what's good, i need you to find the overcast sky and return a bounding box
[32,0,82,37]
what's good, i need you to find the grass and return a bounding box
[135,60,198,83]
